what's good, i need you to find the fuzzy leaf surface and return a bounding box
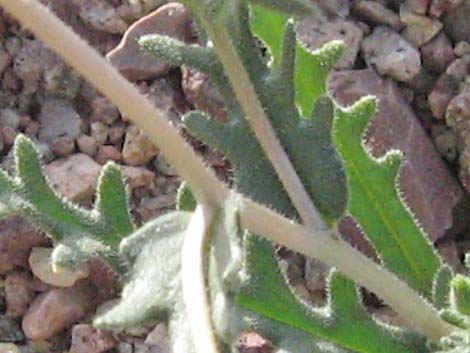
[249,4,344,116]
[141,3,430,353]
[0,135,134,272]
[237,235,427,353]
[95,162,134,248]
[332,97,441,295]
[94,211,192,328]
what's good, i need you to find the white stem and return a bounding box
[0,0,455,340]
[206,23,324,229]
[1,0,228,206]
[182,204,220,353]
[241,199,456,340]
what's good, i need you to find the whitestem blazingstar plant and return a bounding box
[0,0,468,352]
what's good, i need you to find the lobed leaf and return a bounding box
[332,97,441,295]
[141,2,437,353]
[249,4,344,116]
[95,162,134,248]
[0,135,135,272]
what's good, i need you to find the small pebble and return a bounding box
[28,247,90,288]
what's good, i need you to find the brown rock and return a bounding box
[352,1,403,30]
[421,33,455,73]
[76,135,98,156]
[430,0,464,16]
[455,41,470,57]
[436,239,463,271]
[90,97,119,125]
[137,194,176,222]
[24,121,39,138]
[443,0,470,42]
[428,74,461,119]
[90,121,109,145]
[121,165,156,189]
[44,153,102,201]
[404,0,430,14]
[50,136,75,157]
[1,126,17,146]
[361,27,421,81]
[236,332,273,353]
[29,247,90,288]
[87,258,120,302]
[122,125,159,166]
[95,145,123,164]
[109,124,126,145]
[446,88,470,128]
[4,270,47,318]
[38,98,82,143]
[0,217,50,274]
[13,39,57,83]
[329,69,462,241]
[107,3,194,81]
[72,0,128,34]
[0,109,20,129]
[400,2,444,46]
[313,0,352,17]
[70,324,116,353]
[431,125,458,161]
[146,76,188,125]
[182,67,228,122]
[297,17,363,69]
[43,153,154,200]
[22,282,96,341]
[446,56,470,78]
[153,154,177,176]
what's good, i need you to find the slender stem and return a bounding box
[205,22,324,229]
[0,0,454,340]
[182,204,220,353]
[1,0,228,207]
[241,199,456,340]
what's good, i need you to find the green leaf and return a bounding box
[237,235,424,353]
[138,35,223,82]
[246,0,318,17]
[176,182,197,212]
[332,97,441,295]
[13,135,100,240]
[249,4,344,116]
[95,162,134,248]
[138,5,428,353]
[0,135,135,272]
[439,309,469,330]
[433,266,453,309]
[451,275,470,316]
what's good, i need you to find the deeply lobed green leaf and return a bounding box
[249,4,344,116]
[141,2,439,352]
[0,135,135,272]
[332,97,441,296]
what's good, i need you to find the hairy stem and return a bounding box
[1,0,228,207]
[182,204,220,353]
[205,21,324,229]
[241,200,456,340]
[0,0,455,340]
